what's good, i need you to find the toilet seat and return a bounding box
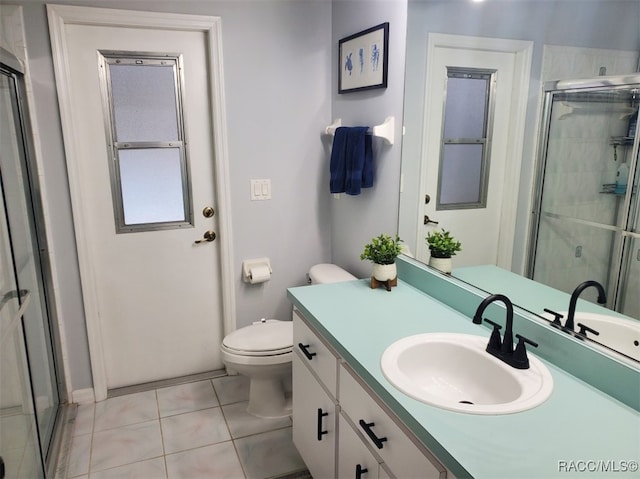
[222,319,292,357]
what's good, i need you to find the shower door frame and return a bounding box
[1,47,71,476]
[527,74,640,312]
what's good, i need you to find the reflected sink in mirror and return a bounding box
[546,312,640,364]
[381,333,553,415]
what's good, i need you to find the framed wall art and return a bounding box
[338,22,389,94]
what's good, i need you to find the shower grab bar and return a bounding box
[324,116,395,145]
[0,289,31,345]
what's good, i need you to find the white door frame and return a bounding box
[47,4,236,401]
[416,34,533,268]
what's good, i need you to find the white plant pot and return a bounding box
[429,256,452,274]
[372,262,397,281]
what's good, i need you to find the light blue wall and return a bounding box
[330,0,408,278]
[17,0,335,391]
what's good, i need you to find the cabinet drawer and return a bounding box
[338,413,381,479]
[293,309,338,398]
[339,364,445,479]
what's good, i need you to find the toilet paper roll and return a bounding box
[249,264,271,284]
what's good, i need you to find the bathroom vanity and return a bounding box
[287,262,640,478]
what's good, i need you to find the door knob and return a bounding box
[194,230,216,244]
[424,215,439,225]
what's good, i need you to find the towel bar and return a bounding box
[324,116,394,145]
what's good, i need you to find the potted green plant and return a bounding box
[425,229,462,273]
[360,233,403,289]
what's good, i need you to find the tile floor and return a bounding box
[66,375,308,479]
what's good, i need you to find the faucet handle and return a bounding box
[484,319,502,352]
[513,334,538,369]
[577,322,600,338]
[543,308,564,328]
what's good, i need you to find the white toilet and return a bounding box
[220,263,356,418]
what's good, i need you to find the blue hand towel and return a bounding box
[329,126,373,195]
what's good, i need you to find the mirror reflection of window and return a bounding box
[437,68,496,210]
[99,53,193,233]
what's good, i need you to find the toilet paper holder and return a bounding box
[242,258,272,283]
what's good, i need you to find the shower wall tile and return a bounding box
[542,45,638,80]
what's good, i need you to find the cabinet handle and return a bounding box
[298,342,317,360]
[356,464,368,478]
[358,419,387,449]
[317,408,328,441]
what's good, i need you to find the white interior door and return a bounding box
[416,35,532,268]
[59,21,224,390]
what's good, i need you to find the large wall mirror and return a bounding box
[398,0,639,366]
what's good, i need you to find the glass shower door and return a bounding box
[1,175,44,479]
[618,149,640,318]
[530,79,639,315]
[0,63,62,473]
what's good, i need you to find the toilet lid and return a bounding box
[223,319,293,354]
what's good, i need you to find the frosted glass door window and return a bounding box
[110,64,179,142]
[100,52,192,233]
[440,144,483,204]
[443,77,487,138]
[119,148,185,224]
[437,69,495,210]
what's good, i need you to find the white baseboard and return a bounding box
[72,388,95,404]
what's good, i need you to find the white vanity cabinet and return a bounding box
[292,309,448,479]
[292,310,339,479]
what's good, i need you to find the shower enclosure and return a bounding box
[529,74,639,319]
[1,52,70,477]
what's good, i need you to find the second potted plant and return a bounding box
[425,229,462,274]
[360,233,403,290]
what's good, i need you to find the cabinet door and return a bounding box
[292,353,336,479]
[338,413,380,479]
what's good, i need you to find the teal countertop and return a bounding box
[287,279,640,479]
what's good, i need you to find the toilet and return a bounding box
[220,263,357,418]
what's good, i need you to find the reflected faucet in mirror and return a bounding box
[545,281,606,339]
[565,281,607,333]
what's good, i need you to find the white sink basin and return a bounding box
[550,311,640,362]
[381,333,553,415]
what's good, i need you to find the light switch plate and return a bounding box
[250,179,271,200]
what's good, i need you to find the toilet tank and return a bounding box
[308,263,357,284]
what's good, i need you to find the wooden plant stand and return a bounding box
[370,275,398,292]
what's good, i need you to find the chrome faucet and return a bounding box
[565,280,607,333]
[473,294,538,369]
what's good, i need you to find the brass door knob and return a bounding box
[194,230,216,244]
